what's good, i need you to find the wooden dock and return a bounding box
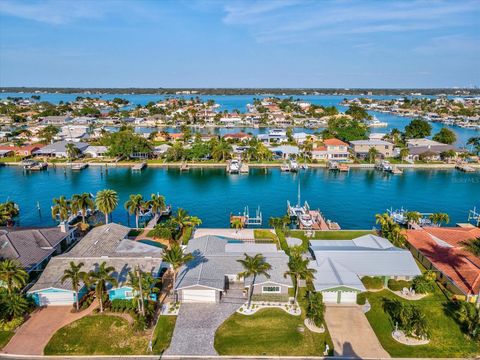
[298,210,340,231]
[456,163,475,172]
[71,163,88,171]
[132,162,147,172]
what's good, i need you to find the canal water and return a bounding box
[1,166,478,229]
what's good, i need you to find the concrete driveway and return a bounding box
[325,305,390,359]
[165,303,239,356]
[2,303,96,355]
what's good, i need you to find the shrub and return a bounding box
[383,298,429,339]
[412,275,435,294]
[304,290,325,327]
[361,276,384,290]
[251,294,289,302]
[388,279,412,291]
[0,317,23,332]
[110,299,136,312]
[356,293,366,305]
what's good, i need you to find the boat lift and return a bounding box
[230,206,262,227]
[468,207,480,227]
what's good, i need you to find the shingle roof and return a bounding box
[175,235,291,291]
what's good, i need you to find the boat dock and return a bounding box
[132,162,147,172]
[230,206,262,227]
[71,163,88,171]
[24,161,48,171]
[456,162,475,172]
[468,207,480,227]
[392,166,403,175]
[180,163,189,171]
[328,161,349,172]
[227,159,248,174]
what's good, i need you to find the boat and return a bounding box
[280,162,291,172]
[227,159,241,174]
[132,162,147,172]
[375,160,393,172]
[392,166,403,175]
[71,163,88,171]
[180,163,189,171]
[289,159,299,173]
[367,116,388,128]
[24,161,48,171]
[328,161,349,172]
[298,213,314,228]
[456,162,475,173]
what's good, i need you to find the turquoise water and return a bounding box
[1,166,478,229]
[137,239,166,248]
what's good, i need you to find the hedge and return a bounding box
[251,294,290,302]
[388,279,412,291]
[361,276,384,290]
[356,292,366,305]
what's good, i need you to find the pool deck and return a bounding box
[193,228,255,240]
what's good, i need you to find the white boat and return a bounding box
[280,162,291,172]
[228,159,241,174]
[298,213,314,228]
[367,116,388,128]
[375,160,393,172]
[289,159,299,172]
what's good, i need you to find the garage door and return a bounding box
[38,292,74,306]
[181,289,217,303]
[322,291,338,303]
[339,291,357,304]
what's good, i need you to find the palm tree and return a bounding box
[429,213,450,227]
[127,268,159,316]
[467,137,480,155]
[172,208,202,239]
[148,193,166,216]
[0,201,19,226]
[65,143,81,162]
[456,302,480,339]
[61,262,87,311]
[399,148,409,163]
[71,193,94,224]
[368,147,380,163]
[125,194,146,229]
[375,213,406,248]
[0,292,29,319]
[161,245,194,297]
[237,253,272,308]
[211,140,233,161]
[231,217,243,233]
[0,259,28,294]
[51,195,71,222]
[95,189,118,224]
[86,262,117,313]
[461,237,480,257]
[405,211,422,228]
[284,252,316,303]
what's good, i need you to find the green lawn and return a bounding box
[44,315,175,355]
[254,229,277,242]
[215,308,331,356]
[0,331,14,349]
[365,289,479,358]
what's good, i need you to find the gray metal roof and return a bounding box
[34,141,89,155]
[175,235,291,291]
[28,223,163,292]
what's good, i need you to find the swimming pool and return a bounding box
[137,239,166,249]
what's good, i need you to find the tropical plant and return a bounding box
[237,253,272,308]
[467,137,480,155]
[404,211,422,228]
[383,298,430,339]
[125,194,146,229]
[61,262,87,311]
[284,252,316,303]
[0,259,28,294]
[0,292,29,319]
[231,217,243,233]
[0,201,19,226]
[148,193,166,216]
[127,269,158,316]
[71,193,94,224]
[269,215,290,230]
[172,208,202,239]
[66,143,81,161]
[85,262,117,313]
[412,274,435,294]
[399,147,409,163]
[375,213,406,247]
[95,189,118,224]
[433,127,456,145]
[51,195,71,222]
[368,147,379,163]
[304,290,325,327]
[461,237,480,257]
[429,212,450,227]
[456,302,480,340]
[161,245,193,297]
[211,140,232,161]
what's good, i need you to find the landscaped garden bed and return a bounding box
[237,301,301,316]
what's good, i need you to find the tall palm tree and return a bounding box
[86,262,117,313]
[173,208,202,239]
[51,195,71,222]
[368,147,380,163]
[0,201,19,226]
[284,252,316,303]
[61,261,87,311]
[0,292,29,319]
[375,213,406,248]
[148,193,166,216]
[161,245,194,297]
[127,269,159,316]
[71,193,94,224]
[405,211,422,228]
[211,140,233,161]
[65,143,81,162]
[125,194,146,229]
[237,253,272,308]
[429,213,450,227]
[0,259,28,294]
[95,189,118,224]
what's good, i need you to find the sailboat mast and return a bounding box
[297,181,301,207]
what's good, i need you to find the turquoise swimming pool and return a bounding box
[137,239,166,249]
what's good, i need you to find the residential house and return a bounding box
[350,139,394,159]
[28,223,164,306]
[270,145,300,159]
[223,132,252,142]
[175,235,291,303]
[153,144,171,157]
[0,224,76,274]
[405,226,480,303]
[308,235,421,304]
[406,139,463,161]
[57,125,90,142]
[41,116,72,125]
[312,138,349,161]
[33,141,89,158]
[84,145,108,158]
[0,144,45,157]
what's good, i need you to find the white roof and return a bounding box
[349,139,393,146]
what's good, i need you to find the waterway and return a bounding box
[1,166,478,229]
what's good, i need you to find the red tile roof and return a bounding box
[223,132,252,139]
[405,227,480,296]
[312,146,327,152]
[323,138,348,146]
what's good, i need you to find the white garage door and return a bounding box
[322,291,338,303]
[339,291,357,304]
[38,292,74,306]
[181,289,217,303]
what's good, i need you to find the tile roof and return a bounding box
[323,138,348,146]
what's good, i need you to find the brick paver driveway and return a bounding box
[2,303,96,355]
[325,305,390,359]
[164,303,239,356]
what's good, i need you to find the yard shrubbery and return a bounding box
[251,294,289,302]
[388,279,412,291]
[356,292,367,305]
[383,298,430,339]
[362,276,384,290]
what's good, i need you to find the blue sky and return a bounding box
[0,0,479,88]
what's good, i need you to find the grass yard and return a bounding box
[215,308,331,356]
[0,331,14,349]
[365,289,479,358]
[253,229,277,242]
[44,315,175,355]
[152,316,177,354]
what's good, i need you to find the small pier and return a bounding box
[71,163,88,171]
[375,160,393,173]
[230,206,262,227]
[132,162,147,172]
[24,161,48,171]
[392,166,403,175]
[227,159,247,174]
[468,207,480,227]
[456,162,475,172]
[180,163,189,171]
[327,161,349,172]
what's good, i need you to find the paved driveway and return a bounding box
[2,303,96,355]
[165,303,239,356]
[325,305,390,359]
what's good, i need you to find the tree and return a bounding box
[345,104,369,121]
[304,290,325,327]
[211,140,233,161]
[383,298,429,339]
[147,193,166,216]
[172,208,202,239]
[66,143,81,161]
[38,125,59,144]
[368,147,379,163]
[161,245,193,297]
[71,193,94,224]
[284,252,316,303]
[85,262,117,313]
[99,130,152,158]
[125,194,146,229]
[467,137,480,155]
[405,211,422,228]
[0,201,19,226]
[127,267,158,316]
[456,302,480,340]
[461,237,480,257]
[326,116,368,142]
[433,128,456,145]
[95,189,118,224]
[51,195,71,222]
[231,217,243,233]
[428,213,449,226]
[375,213,406,247]
[237,253,272,308]
[269,215,290,231]
[404,119,432,139]
[0,259,28,294]
[61,262,87,311]
[399,148,409,163]
[0,292,29,319]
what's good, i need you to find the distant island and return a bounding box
[1,87,479,96]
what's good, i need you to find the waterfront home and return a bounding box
[0,223,76,274]
[41,115,72,125]
[0,149,14,158]
[258,129,287,143]
[33,141,89,158]
[292,132,315,144]
[223,132,252,141]
[311,138,349,161]
[175,235,291,303]
[28,223,164,306]
[369,133,387,141]
[57,125,90,142]
[270,145,300,159]
[405,226,480,303]
[350,139,395,159]
[406,139,464,161]
[84,145,108,158]
[153,144,171,157]
[0,144,45,157]
[308,235,421,304]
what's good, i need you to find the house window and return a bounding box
[262,286,280,293]
[125,291,133,298]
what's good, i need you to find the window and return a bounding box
[125,291,133,298]
[262,286,281,293]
